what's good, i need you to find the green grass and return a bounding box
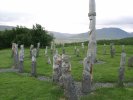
[0,45,133,100]
[81,87,133,100]
[0,45,133,82]
[0,73,63,100]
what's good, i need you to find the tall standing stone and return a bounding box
[82,54,92,93]
[52,51,62,83]
[45,46,48,56]
[51,42,54,54]
[87,0,97,63]
[81,43,85,54]
[11,43,15,58]
[59,54,77,100]
[103,44,106,55]
[47,56,52,65]
[122,45,125,52]
[30,44,34,58]
[118,51,126,86]
[74,46,77,55]
[62,43,65,54]
[13,44,19,69]
[37,42,40,57]
[51,42,56,55]
[76,48,80,57]
[110,43,115,58]
[18,45,24,73]
[82,0,96,94]
[31,48,37,77]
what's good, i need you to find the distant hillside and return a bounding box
[97,37,133,45]
[0,25,14,31]
[51,28,133,43]
[72,28,132,40]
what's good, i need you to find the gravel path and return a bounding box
[0,68,18,73]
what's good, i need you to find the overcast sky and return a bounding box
[0,0,133,34]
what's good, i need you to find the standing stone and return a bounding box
[13,44,19,69]
[59,54,77,100]
[128,56,133,67]
[76,48,80,57]
[51,42,54,54]
[51,42,56,55]
[110,43,115,58]
[81,0,96,94]
[122,45,125,52]
[87,0,97,63]
[37,42,40,57]
[31,48,37,77]
[103,44,106,55]
[30,44,34,58]
[62,43,65,54]
[81,43,85,54]
[52,51,62,83]
[74,46,77,55]
[18,45,24,73]
[118,51,126,86]
[47,56,52,65]
[11,43,15,58]
[82,54,92,93]
[113,44,116,55]
[45,46,48,56]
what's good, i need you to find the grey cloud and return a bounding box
[0,11,33,23]
[98,17,133,25]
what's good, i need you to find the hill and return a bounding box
[0,25,15,31]
[51,28,133,43]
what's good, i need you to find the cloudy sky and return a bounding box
[0,0,133,34]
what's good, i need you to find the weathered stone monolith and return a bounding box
[103,44,106,55]
[59,54,78,100]
[76,48,80,57]
[47,56,52,65]
[82,43,85,54]
[82,54,92,93]
[30,44,34,58]
[82,0,96,94]
[87,0,97,63]
[74,46,77,55]
[31,48,37,77]
[13,44,19,69]
[18,45,24,73]
[110,43,115,58]
[118,51,126,86]
[128,56,133,67]
[52,51,62,83]
[62,43,65,54]
[122,45,125,52]
[11,43,15,58]
[45,46,48,56]
[37,42,40,57]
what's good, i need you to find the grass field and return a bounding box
[0,45,133,99]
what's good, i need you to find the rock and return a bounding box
[118,52,126,86]
[128,56,133,67]
[18,45,24,73]
[59,54,78,100]
[82,56,92,94]
[31,48,37,77]
[52,52,62,83]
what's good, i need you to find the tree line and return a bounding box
[63,37,133,47]
[0,24,53,49]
